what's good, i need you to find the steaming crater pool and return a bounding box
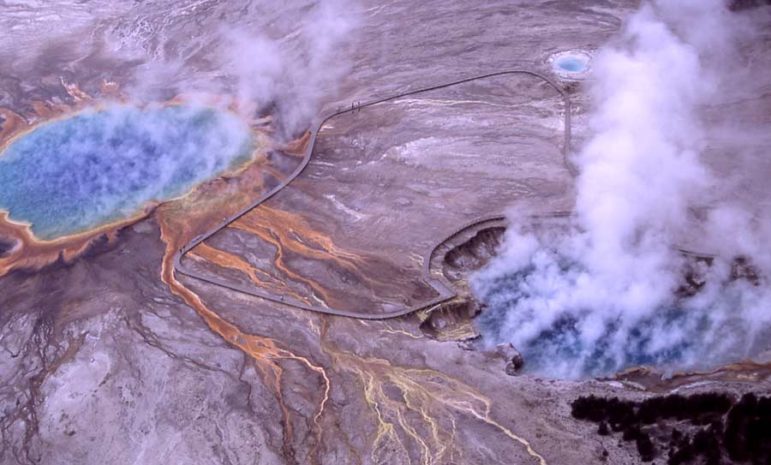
[0,104,253,240]
[472,235,768,380]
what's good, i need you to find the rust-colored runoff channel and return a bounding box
[173,69,575,319]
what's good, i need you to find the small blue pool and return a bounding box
[551,51,591,78]
[0,104,253,240]
[556,57,587,73]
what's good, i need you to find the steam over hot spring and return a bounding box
[473,0,771,379]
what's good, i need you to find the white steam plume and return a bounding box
[216,0,358,135]
[473,0,771,379]
[120,0,359,136]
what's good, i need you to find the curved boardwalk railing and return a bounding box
[174,69,574,319]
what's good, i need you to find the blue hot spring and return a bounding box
[0,104,253,240]
[556,56,587,73]
[551,52,591,77]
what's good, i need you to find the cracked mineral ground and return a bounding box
[1,1,770,464]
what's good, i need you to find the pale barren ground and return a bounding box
[1,1,769,465]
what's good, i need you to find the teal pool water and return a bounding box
[556,56,587,73]
[0,104,253,240]
[551,52,591,78]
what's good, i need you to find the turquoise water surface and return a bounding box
[0,104,253,240]
[556,56,588,73]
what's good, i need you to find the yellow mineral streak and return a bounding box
[319,320,547,465]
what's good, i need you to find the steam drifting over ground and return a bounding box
[474,0,771,379]
[123,0,359,136]
[0,0,359,134]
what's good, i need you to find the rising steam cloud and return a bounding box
[473,0,771,379]
[125,0,359,136]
